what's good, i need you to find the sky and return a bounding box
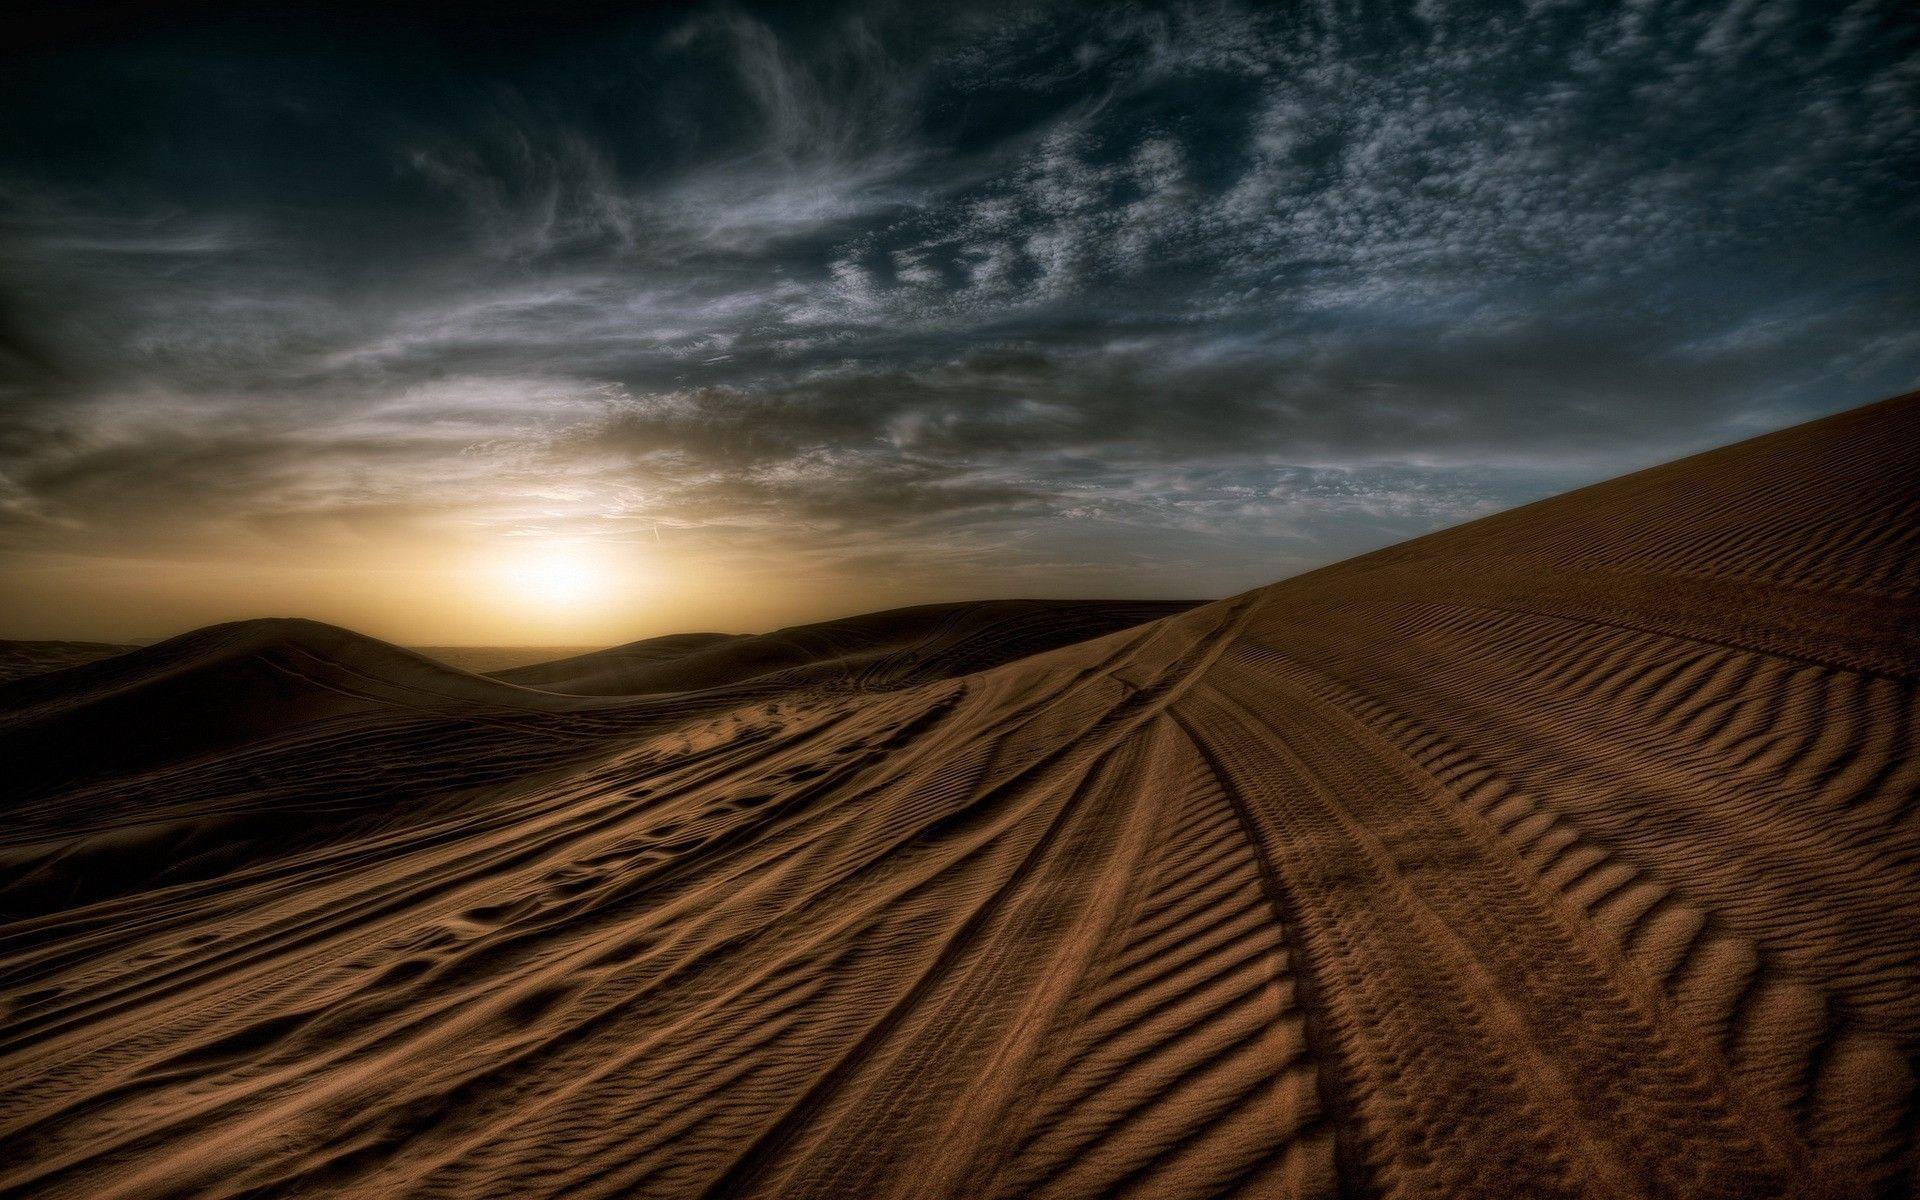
[1,0,1916,644]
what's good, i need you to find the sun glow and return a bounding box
[492,546,613,610]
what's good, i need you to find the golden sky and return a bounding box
[0,538,992,646]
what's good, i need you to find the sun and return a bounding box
[494,546,610,609]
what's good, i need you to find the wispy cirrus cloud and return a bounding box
[0,0,1915,628]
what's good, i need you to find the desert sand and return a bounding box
[0,642,134,685]
[0,394,1915,1198]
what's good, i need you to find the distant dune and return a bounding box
[0,641,133,684]
[1,394,1916,1198]
[415,645,605,674]
[489,600,1199,695]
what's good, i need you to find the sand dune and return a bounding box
[2,394,1917,1198]
[0,641,133,685]
[0,603,1183,924]
[491,600,1198,695]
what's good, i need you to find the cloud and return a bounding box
[0,0,1915,611]
[403,10,928,261]
[407,114,636,260]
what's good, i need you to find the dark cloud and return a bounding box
[1,0,1916,608]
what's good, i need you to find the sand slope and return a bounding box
[1,395,1916,1198]
[0,642,133,685]
[491,600,1197,695]
[0,603,1185,923]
